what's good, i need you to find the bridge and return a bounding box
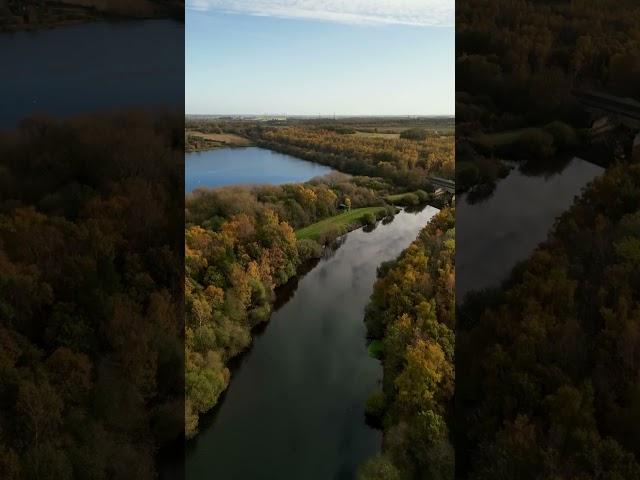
[429,176,456,194]
[574,89,640,161]
[574,90,640,129]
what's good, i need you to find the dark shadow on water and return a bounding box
[364,412,383,430]
[404,203,429,214]
[465,182,496,204]
[322,234,347,259]
[518,154,574,178]
[186,231,353,455]
[273,258,322,311]
[158,435,185,480]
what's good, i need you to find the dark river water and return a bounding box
[0,19,183,128]
[187,206,438,480]
[186,147,334,192]
[456,157,604,302]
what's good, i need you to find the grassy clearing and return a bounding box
[385,192,419,204]
[352,131,401,139]
[472,127,536,149]
[295,207,387,241]
[471,121,579,152]
[385,190,430,206]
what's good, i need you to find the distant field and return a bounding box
[295,207,387,241]
[186,131,253,146]
[352,131,401,139]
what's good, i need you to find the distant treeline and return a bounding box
[359,208,455,480]
[457,163,640,478]
[0,111,184,479]
[254,127,454,190]
[185,116,454,135]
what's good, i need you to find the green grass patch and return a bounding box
[472,127,536,150]
[295,207,387,241]
[385,192,412,203]
[471,121,579,153]
[368,340,384,359]
[384,190,429,206]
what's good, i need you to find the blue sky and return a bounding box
[186,1,454,115]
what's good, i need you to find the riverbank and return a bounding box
[456,156,603,301]
[185,202,401,439]
[185,175,406,437]
[187,206,440,479]
[359,207,455,479]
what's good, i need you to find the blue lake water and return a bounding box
[185,147,334,192]
[0,20,184,129]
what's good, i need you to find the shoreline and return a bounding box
[0,2,183,34]
[186,203,437,441]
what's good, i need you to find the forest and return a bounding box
[185,174,406,437]
[457,162,640,478]
[358,208,455,480]
[456,0,640,193]
[0,111,184,479]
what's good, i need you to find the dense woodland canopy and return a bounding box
[359,208,455,480]
[0,111,184,479]
[256,127,454,189]
[457,0,640,132]
[457,163,640,478]
[184,175,399,437]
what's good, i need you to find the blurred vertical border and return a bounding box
[455,1,640,479]
[0,2,185,479]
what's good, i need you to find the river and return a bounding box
[186,147,334,192]
[187,205,439,479]
[456,157,604,302]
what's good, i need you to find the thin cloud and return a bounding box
[187,0,454,27]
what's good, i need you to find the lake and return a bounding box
[186,206,439,480]
[185,147,334,192]
[0,19,183,129]
[456,157,604,302]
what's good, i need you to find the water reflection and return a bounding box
[186,147,334,192]
[1,20,184,128]
[456,157,603,302]
[187,206,438,480]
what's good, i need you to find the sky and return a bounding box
[186,0,454,116]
